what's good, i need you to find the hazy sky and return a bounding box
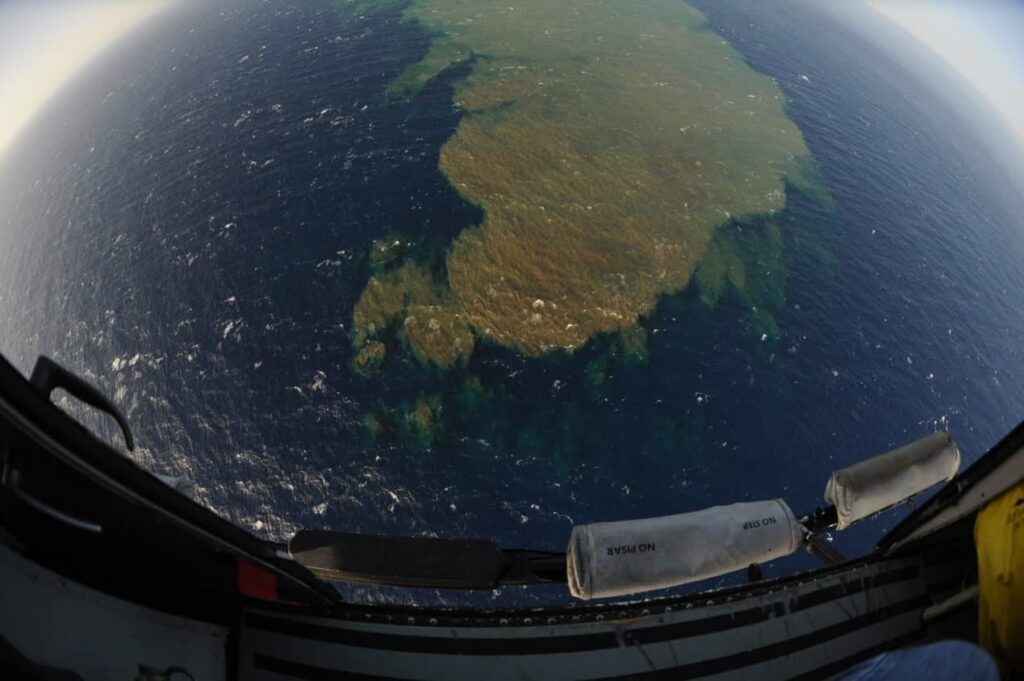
[869,0,1024,150]
[0,0,173,158]
[0,1,1023,159]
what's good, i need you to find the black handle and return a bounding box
[289,529,566,589]
[30,356,135,451]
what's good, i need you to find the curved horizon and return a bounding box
[868,0,1024,154]
[0,0,175,160]
[3,1,1022,166]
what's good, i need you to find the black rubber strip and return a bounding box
[247,610,602,654]
[246,602,772,655]
[247,609,617,654]
[788,564,920,613]
[246,566,921,656]
[622,596,928,679]
[623,604,772,646]
[789,577,867,614]
[786,630,927,681]
[250,596,927,680]
[870,564,923,589]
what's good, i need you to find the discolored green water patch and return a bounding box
[368,236,410,275]
[352,261,475,370]
[695,220,787,339]
[402,393,445,448]
[388,40,472,100]
[361,393,446,450]
[355,186,836,472]
[352,0,825,369]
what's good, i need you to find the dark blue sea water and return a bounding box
[1,0,1023,605]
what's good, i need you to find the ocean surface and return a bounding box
[1,0,1023,605]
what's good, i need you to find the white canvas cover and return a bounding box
[567,499,802,600]
[825,431,961,530]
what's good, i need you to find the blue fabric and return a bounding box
[837,641,999,680]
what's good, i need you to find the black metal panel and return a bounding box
[0,353,337,617]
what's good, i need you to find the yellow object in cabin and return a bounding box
[975,480,1024,672]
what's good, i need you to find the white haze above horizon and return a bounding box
[1,1,1023,160]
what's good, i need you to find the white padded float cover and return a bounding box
[567,499,801,600]
[825,431,961,530]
